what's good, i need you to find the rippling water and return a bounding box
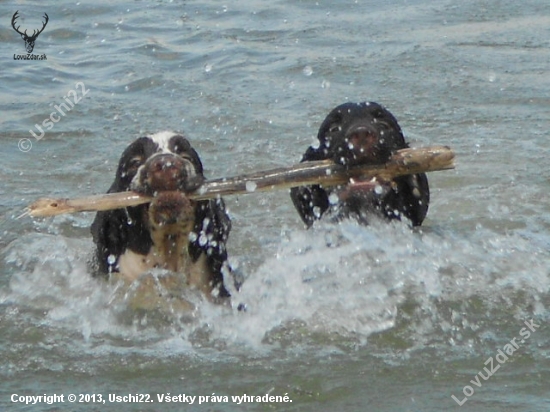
[1,1,549,411]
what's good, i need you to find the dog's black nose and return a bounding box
[346,125,378,150]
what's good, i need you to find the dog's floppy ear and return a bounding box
[290,185,329,227]
[90,137,157,276]
[187,146,204,174]
[90,205,152,276]
[90,208,128,276]
[396,173,430,227]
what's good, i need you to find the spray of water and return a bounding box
[2,218,549,359]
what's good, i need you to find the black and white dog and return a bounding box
[91,132,233,300]
[290,102,430,227]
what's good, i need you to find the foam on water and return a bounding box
[2,216,549,362]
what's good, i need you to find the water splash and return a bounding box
[2,220,549,358]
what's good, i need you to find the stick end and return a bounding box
[15,208,31,220]
[26,197,69,217]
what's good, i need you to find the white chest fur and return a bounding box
[117,223,214,297]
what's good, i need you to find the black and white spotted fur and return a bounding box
[91,132,233,299]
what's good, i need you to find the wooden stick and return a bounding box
[24,145,454,218]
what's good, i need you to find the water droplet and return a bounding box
[328,193,339,205]
[303,65,313,76]
[313,206,321,217]
[245,181,257,192]
[374,185,384,195]
[107,254,116,265]
[204,64,213,73]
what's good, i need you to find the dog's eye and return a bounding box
[328,124,341,134]
[127,156,144,169]
[172,144,189,156]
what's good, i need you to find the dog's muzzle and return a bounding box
[339,123,390,166]
[331,123,395,200]
[131,153,204,195]
[130,153,204,226]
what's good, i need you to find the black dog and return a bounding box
[91,132,233,300]
[290,102,429,227]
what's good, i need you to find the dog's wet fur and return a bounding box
[91,132,234,301]
[291,102,429,227]
[90,105,427,306]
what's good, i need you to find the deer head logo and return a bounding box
[12,11,49,54]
